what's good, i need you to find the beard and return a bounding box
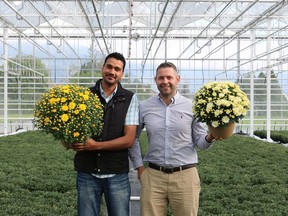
[103,73,118,84]
[158,84,175,96]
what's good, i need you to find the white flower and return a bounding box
[211,121,219,128]
[206,102,214,113]
[193,81,250,128]
[214,110,221,117]
[222,116,230,123]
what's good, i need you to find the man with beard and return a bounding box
[129,62,216,216]
[71,52,139,216]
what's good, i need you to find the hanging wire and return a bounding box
[127,0,134,80]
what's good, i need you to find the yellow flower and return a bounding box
[74,110,80,114]
[73,132,80,137]
[62,85,70,94]
[33,84,103,144]
[69,102,76,109]
[61,105,69,111]
[79,104,86,111]
[49,98,57,104]
[61,114,69,122]
[83,94,89,101]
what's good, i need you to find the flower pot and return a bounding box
[208,122,236,139]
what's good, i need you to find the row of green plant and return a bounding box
[0,130,288,215]
[197,134,288,216]
[254,130,288,143]
[0,131,76,216]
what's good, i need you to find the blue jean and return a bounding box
[76,172,131,216]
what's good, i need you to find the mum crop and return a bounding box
[33,84,103,144]
[193,81,250,128]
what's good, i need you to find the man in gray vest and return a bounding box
[71,52,139,216]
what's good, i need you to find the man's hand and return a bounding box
[70,139,98,151]
[206,133,222,142]
[137,166,145,180]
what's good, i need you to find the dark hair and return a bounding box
[104,52,126,71]
[156,62,178,75]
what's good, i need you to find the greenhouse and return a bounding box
[1,0,288,138]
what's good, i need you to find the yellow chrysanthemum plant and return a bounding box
[193,81,250,138]
[33,84,104,147]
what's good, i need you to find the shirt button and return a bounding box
[98,153,101,156]
[98,169,101,172]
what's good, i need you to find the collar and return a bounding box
[157,91,180,105]
[100,81,118,103]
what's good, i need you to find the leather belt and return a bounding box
[148,162,197,174]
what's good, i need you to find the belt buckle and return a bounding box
[162,167,174,174]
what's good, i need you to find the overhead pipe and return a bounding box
[3,0,69,58]
[189,0,259,59]
[27,0,82,61]
[202,2,261,60]
[141,0,169,71]
[222,2,288,73]
[152,0,183,60]
[91,0,110,54]
[240,56,288,78]
[235,44,288,71]
[177,1,232,59]
[215,41,288,77]
[203,0,285,61]
[76,0,107,56]
[225,23,288,61]
[0,16,55,59]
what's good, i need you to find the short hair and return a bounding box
[156,62,178,75]
[104,52,126,71]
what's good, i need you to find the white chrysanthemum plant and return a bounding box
[193,81,250,138]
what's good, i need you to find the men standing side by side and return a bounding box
[70,52,139,216]
[130,62,217,216]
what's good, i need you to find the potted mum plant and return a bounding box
[33,84,104,148]
[193,81,250,139]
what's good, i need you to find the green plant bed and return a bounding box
[197,135,288,215]
[1,131,288,215]
[254,130,288,143]
[0,131,77,216]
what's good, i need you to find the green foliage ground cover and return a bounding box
[0,131,76,216]
[197,135,288,216]
[0,131,288,216]
[254,130,288,143]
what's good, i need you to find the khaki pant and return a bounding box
[140,167,201,216]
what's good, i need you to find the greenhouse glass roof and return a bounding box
[0,0,288,81]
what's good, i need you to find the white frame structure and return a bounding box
[1,0,288,139]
